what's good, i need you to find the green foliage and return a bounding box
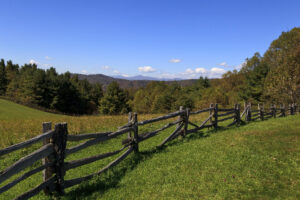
[0,60,103,114]
[0,59,7,95]
[239,53,269,102]
[263,28,300,103]
[131,82,195,113]
[98,81,130,114]
[196,76,210,89]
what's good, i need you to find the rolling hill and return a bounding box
[73,73,198,89]
[0,99,299,199]
[0,99,59,120]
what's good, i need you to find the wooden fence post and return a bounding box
[132,113,139,152]
[209,103,214,127]
[237,104,241,124]
[42,122,54,195]
[214,103,218,129]
[279,104,282,117]
[177,106,184,136]
[243,102,247,121]
[273,104,276,118]
[281,104,286,117]
[128,112,132,140]
[235,104,241,124]
[289,104,293,115]
[258,104,262,121]
[52,123,68,194]
[262,104,265,119]
[128,112,139,152]
[246,103,252,122]
[183,108,190,137]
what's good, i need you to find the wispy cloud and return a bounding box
[102,65,111,70]
[211,67,226,74]
[42,63,51,68]
[219,62,227,66]
[81,70,88,74]
[29,59,38,65]
[185,68,194,74]
[113,70,120,74]
[138,66,156,73]
[169,58,181,63]
[195,68,207,73]
[122,74,129,77]
[45,56,52,60]
[157,67,227,79]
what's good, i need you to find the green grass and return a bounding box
[0,99,300,199]
[0,99,59,120]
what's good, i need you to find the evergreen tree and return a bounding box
[239,53,269,102]
[0,59,7,95]
[99,81,130,114]
[197,76,210,89]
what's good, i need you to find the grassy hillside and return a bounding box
[63,115,300,200]
[0,100,299,199]
[0,99,59,120]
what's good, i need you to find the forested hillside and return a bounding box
[74,74,198,89]
[0,28,299,115]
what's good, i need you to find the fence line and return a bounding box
[0,103,299,199]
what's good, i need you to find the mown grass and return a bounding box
[0,99,299,199]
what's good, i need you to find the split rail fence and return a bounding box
[0,103,299,199]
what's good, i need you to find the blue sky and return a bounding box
[0,0,300,79]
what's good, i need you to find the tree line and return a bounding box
[0,62,103,114]
[130,28,300,113]
[0,28,299,114]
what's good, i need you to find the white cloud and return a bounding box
[158,72,178,79]
[219,62,228,67]
[42,63,51,68]
[29,59,38,65]
[138,66,156,73]
[169,58,181,63]
[157,66,227,79]
[122,74,129,77]
[185,68,194,74]
[45,56,52,60]
[195,68,207,73]
[113,70,120,74]
[29,59,53,69]
[81,70,88,74]
[211,67,226,74]
[102,65,110,70]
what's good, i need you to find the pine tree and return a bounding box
[0,59,7,95]
[98,81,130,114]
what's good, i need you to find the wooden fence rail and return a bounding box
[0,102,299,199]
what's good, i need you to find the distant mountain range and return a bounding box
[112,75,183,81]
[73,73,197,89]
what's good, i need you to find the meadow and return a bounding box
[0,99,299,199]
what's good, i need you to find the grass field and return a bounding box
[0,99,300,199]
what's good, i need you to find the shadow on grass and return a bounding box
[59,122,246,199]
[61,147,168,199]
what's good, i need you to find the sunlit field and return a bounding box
[0,99,299,199]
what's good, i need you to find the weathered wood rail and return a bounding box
[0,102,299,199]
